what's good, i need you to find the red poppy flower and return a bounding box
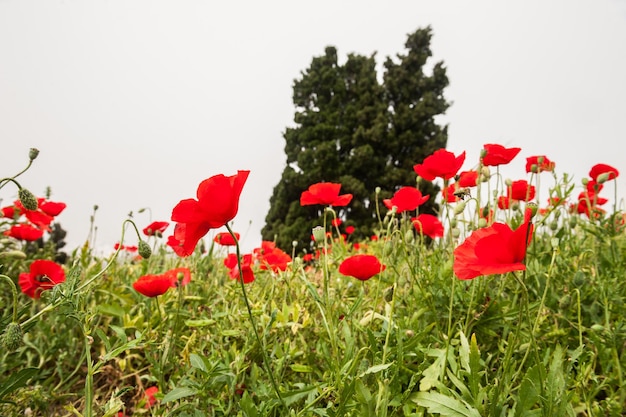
[114,242,138,252]
[413,149,466,181]
[525,155,555,173]
[331,218,343,227]
[133,274,172,297]
[589,163,619,182]
[453,213,534,280]
[412,214,444,238]
[338,254,386,281]
[300,183,353,207]
[457,170,478,187]
[508,180,535,201]
[13,200,54,228]
[163,267,192,287]
[345,225,355,235]
[4,224,44,241]
[142,221,170,237]
[254,241,291,272]
[228,253,255,284]
[144,386,159,408]
[383,187,430,213]
[576,190,608,217]
[171,170,249,256]
[302,253,314,262]
[18,259,66,299]
[481,144,521,167]
[213,232,240,246]
[497,195,511,210]
[1,205,20,219]
[38,200,67,217]
[442,184,460,203]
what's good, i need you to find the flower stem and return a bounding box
[0,274,19,323]
[226,224,286,411]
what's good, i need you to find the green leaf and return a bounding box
[239,390,258,417]
[189,353,207,373]
[359,362,393,377]
[290,364,314,373]
[412,391,482,417]
[97,304,125,318]
[0,367,38,400]
[184,318,216,327]
[161,386,198,404]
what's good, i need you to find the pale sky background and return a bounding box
[1,1,625,254]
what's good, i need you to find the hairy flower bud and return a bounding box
[18,188,39,211]
[453,201,466,215]
[2,322,23,351]
[451,228,461,238]
[477,218,488,228]
[138,240,152,259]
[0,250,27,259]
[597,172,610,184]
[29,148,40,161]
[312,226,325,244]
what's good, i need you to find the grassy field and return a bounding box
[2,148,626,416]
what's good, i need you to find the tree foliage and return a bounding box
[262,27,450,251]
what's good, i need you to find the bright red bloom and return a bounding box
[145,386,159,408]
[338,254,386,281]
[38,200,67,217]
[576,190,608,217]
[497,195,511,210]
[163,267,192,287]
[228,253,255,284]
[442,184,460,203]
[508,180,535,201]
[457,170,478,187]
[331,218,343,227]
[412,214,444,238]
[481,144,521,167]
[525,155,555,173]
[589,163,619,182]
[300,183,353,207]
[383,187,429,213]
[213,232,240,246]
[4,224,44,241]
[345,225,355,235]
[142,221,169,237]
[114,242,137,252]
[254,241,291,272]
[453,214,534,280]
[13,200,54,228]
[414,149,466,181]
[1,205,20,219]
[18,259,66,299]
[133,274,172,297]
[302,253,314,262]
[171,170,249,257]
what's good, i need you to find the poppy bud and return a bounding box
[292,240,298,248]
[453,201,466,215]
[529,164,539,173]
[404,229,414,244]
[375,187,381,194]
[450,218,457,228]
[504,178,512,187]
[451,228,461,238]
[2,322,23,351]
[573,271,586,287]
[525,202,538,219]
[0,250,27,259]
[480,166,491,182]
[549,221,558,231]
[29,148,40,161]
[138,240,152,259]
[597,173,610,184]
[581,178,589,186]
[312,226,325,244]
[477,218,488,228]
[18,188,38,211]
[569,217,577,228]
[480,148,488,158]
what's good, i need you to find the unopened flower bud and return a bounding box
[597,173,610,184]
[480,148,488,158]
[2,322,23,351]
[569,217,577,228]
[504,178,512,187]
[138,240,152,259]
[581,178,589,186]
[530,164,539,174]
[18,188,38,211]
[450,218,458,228]
[404,229,414,243]
[526,202,538,219]
[292,240,298,248]
[375,186,381,194]
[480,166,491,181]
[0,250,27,259]
[549,221,558,231]
[477,218,488,228]
[312,226,325,243]
[451,228,461,238]
[29,148,40,161]
[453,201,466,215]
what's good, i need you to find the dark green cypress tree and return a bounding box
[262,27,449,251]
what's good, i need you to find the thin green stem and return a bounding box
[0,274,19,322]
[226,224,286,411]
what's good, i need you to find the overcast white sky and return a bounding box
[1,0,625,254]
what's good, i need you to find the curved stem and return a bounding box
[0,274,19,322]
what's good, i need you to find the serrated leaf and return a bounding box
[412,391,482,417]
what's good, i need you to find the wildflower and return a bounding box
[497,195,511,210]
[338,254,386,281]
[508,180,536,201]
[413,149,466,181]
[345,225,355,235]
[213,232,240,246]
[4,224,44,241]
[227,253,255,284]
[589,163,619,182]
[18,259,66,299]
[254,241,291,272]
[145,386,159,408]
[457,170,478,187]
[37,199,67,217]
[170,170,250,256]
[481,144,521,167]
[300,182,353,207]
[164,267,192,287]
[383,187,429,213]
[442,184,460,203]
[525,155,555,173]
[412,214,444,239]
[142,221,169,237]
[453,210,534,280]
[132,274,172,297]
